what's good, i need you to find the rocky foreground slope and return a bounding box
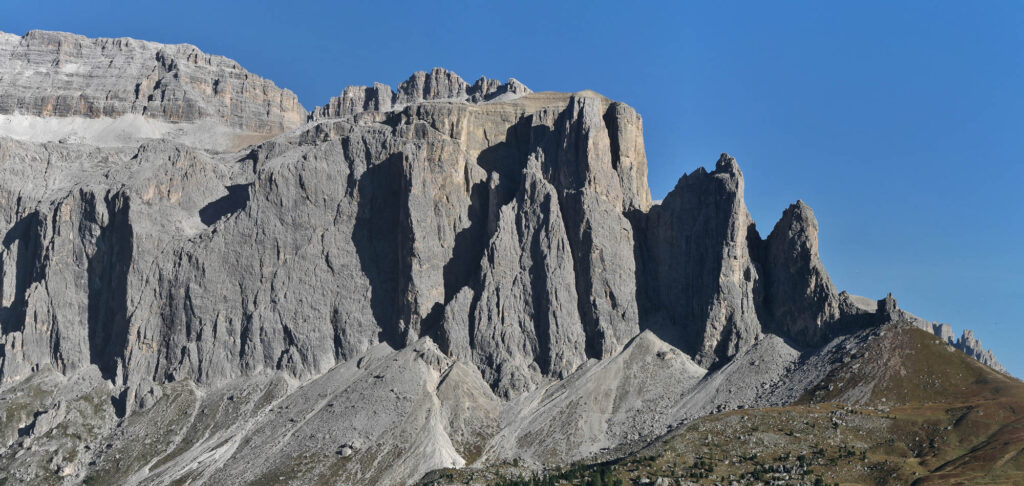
[0,30,1010,485]
[430,323,1024,485]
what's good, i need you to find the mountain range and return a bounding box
[0,30,1016,485]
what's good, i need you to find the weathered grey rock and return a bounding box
[0,45,650,404]
[396,67,470,105]
[438,287,475,362]
[876,293,1007,374]
[309,68,532,122]
[602,101,651,213]
[0,29,1011,486]
[764,200,841,345]
[839,291,878,314]
[467,76,530,103]
[933,323,955,343]
[308,82,394,119]
[0,30,306,135]
[469,150,587,397]
[955,329,1006,373]
[637,154,762,367]
[546,94,642,359]
[877,292,899,317]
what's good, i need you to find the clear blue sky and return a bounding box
[3,1,1021,376]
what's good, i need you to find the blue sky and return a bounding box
[3,1,1021,376]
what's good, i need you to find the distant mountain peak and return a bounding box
[309,67,531,121]
[0,29,306,150]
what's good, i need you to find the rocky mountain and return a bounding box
[845,292,1007,373]
[0,30,1012,486]
[0,30,305,151]
[456,322,1022,485]
[308,68,531,121]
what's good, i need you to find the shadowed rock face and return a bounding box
[0,49,656,403]
[0,34,1002,402]
[466,151,587,397]
[764,200,841,346]
[635,154,763,368]
[0,30,1008,486]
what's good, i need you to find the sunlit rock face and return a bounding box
[0,29,1006,486]
[0,29,306,151]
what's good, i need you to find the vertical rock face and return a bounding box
[764,201,841,345]
[548,95,641,359]
[0,31,1015,486]
[470,152,587,397]
[637,154,762,367]
[0,32,1007,416]
[932,323,955,343]
[308,83,394,119]
[603,101,651,213]
[0,52,652,401]
[0,30,306,134]
[396,67,471,104]
[467,77,531,103]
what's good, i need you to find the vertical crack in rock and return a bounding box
[441,177,489,305]
[0,212,44,334]
[602,101,652,213]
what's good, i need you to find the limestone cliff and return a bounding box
[0,30,306,150]
[0,30,1009,486]
[763,200,841,346]
[635,154,763,368]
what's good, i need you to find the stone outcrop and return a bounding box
[467,151,587,397]
[308,82,395,120]
[0,29,1011,486]
[0,41,649,402]
[954,329,1006,373]
[874,293,1007,374]
[636,154,763,368]
[0,30,306,134]
[309,67,531,120]
[764,201,841,345]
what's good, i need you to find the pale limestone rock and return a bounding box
[764,200,841,345]
[637,154,762,367]
[308,68,533,122]
[470,151,587,397]
[0,30,1011,485]
[0,30,305,135]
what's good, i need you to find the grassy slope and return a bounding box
[424,325,1024,485]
